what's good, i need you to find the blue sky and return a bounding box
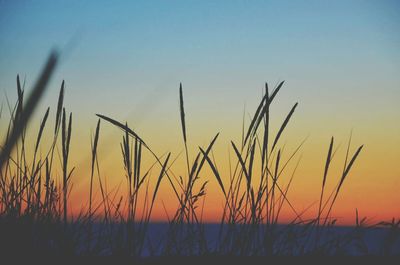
[0,0,399,139]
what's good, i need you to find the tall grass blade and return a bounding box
[89,119,101,217]
[0,51,58,170]
[200,147,226,197]
[91,119,101,177]
[96,114,148,148]
[271,102,298,152]
[34,107,50,153]
[323,137,334,188]
[55,80,64,134]
[269,80,285,103]
[252,81,284,140]
[179,83,187,144]
[339,145,363,190]
[231,141,250,186]
[244,94,267,146]
[261,82,269,167]
[324,144,364,225]
[151,153,171,208]
[317,137,334,225]
[195,133,219,180]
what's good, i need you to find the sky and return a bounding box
[0,0,399,224]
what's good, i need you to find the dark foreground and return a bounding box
[7,255,400,265]
[1,221,399,258]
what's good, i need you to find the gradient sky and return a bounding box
[0,0,399,224]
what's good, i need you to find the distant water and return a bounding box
[88,223,400,256]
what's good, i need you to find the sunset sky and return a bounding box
[0,0,399,224]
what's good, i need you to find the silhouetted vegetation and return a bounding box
[0,53,399,258]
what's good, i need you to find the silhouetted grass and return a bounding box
[0,55,399,258]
